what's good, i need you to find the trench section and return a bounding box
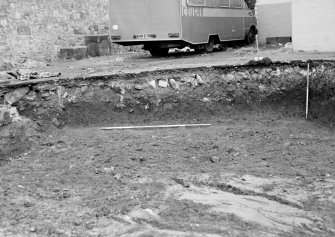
[1,60,335,127]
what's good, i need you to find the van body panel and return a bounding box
[109,0,181,43]
[109,0,257,47]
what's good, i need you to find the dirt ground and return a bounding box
[1,111,335,237]
[2,45,335,82]
[1,46,335,236]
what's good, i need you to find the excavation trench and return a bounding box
[1,60,334,128]
[0,60,335,159]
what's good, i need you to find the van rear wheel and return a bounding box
[246,28,256,45]
[149,48,169,57]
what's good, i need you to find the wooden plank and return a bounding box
[100,124,211,130]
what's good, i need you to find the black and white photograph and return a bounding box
[0,0,335,236]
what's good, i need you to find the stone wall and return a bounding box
[0,0,110,63]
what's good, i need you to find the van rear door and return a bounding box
[109,0,181,43]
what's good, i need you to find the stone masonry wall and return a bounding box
[0,0,109,63]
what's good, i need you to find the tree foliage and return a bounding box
[245,0,256,9]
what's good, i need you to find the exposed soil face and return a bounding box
[1,59,335,236]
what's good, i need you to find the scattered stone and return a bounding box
[233,152,240,157]
[62,189,71,199]
[51,118,62,128]
[237,72,249,79]
[195,74,204,84]
[73,218,83,226]
[139,157,147,162]
[0,106,12,126]
[23,201,35,208]
[191,78,199,88]
[258,84,267,92]
[209,156,220,163]
[284,141,291,147]
[5,87,30,105]
[103,166,115,174]
[81,85,89,93]
[134,84,143,90]
[169,79,180,90]
[201,97,211,102]
[227,148,236,154]
[29,227,36,232]
[120,87,126,95]
[119,95,124,103]
[114,173,121,180]
[25,91,38,101]
[225,74,235,82]
[158,79,168,88]
[148,80,157,88]
[41,92,51,100]
[116,103,126,109]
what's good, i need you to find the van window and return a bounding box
[231,0,242,8]
[187,0,231,8]
[219,0,230,8]
[187,0,206,7]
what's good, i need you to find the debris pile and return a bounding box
[7,70,61,81]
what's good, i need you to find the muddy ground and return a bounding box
[1,49,335,237]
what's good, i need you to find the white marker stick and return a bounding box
[306,63,310,119]
[100,124,211,130]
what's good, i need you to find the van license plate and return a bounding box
[133,34,157,39]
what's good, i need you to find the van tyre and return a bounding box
[246,28,256,45]
[149,48,169,57]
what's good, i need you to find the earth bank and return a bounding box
[1,60,335,128]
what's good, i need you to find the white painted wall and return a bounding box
[256,0,292,43]
[292,0,335,51]
[257,0,291,5]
